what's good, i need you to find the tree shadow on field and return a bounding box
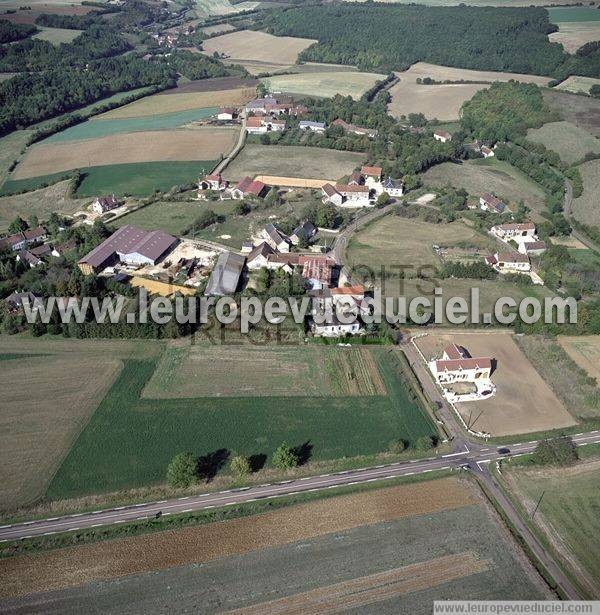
[249,453,267,473]
[293,441,313,466]
[197,448,230,482]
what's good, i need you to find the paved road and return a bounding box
[2,431,599,546]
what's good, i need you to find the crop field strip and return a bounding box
[571,159,600,226]
[46,347,437,499]
[527,121,600,165]
[559,335,600,382]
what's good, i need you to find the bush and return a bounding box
[166,452,197,488]
[272,442,300,469]
[531,436,578,466]
[389,439,406,454]
[414,435,436,451]
[230,454,252,477]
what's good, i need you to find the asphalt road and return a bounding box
[2,431,599,546]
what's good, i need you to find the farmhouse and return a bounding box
[5,291,43,313]
[429,343,493,388]
[231,176,270,200]
[91,195,120,215]
[199,173,227,192]
[433,130,452,143]
[480,192,506,214]
[204,251,246,296]
[0,226,47,252]
[321,183,344,207]
[335,184,371,207]
[78,225,178,274]
[485,251,531,272]
[16,250,43,268]
[245,97,277,114]
[381,176,404,197]
[312,315,362,337]
[261,223,290,253]
[217,107,238,121]
[490,222,536,241]
[299,120,326,133]
[301,255,335,289]
[522,240,547,256]
[361,165,382,183]
[481,146,495,158]
[332,118,378,138]
[348,171,364,186]
[290,220,316,245]
[246,241,275,270]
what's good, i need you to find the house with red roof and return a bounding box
[231,177,270,200]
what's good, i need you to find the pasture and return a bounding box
[46,347,436,498]
[548,7,600,22]
[0,478,549,607]
[193,0,259,18]
[31,26,82,44]
[559,335,600,383]
[555,75,600,95]
[223,144,366,182]
[527,121,600,164]
[0,179,86,232]
[0,130,31,186]
[0,4,95,24]
[387,62,550,120]
[164,76,258,94]
[543,89,600,137]
[0,337,160,511]
[549,23,600,54]
[421,158,547,217]
[111,200,204,235]
[143,343,386,398]
[571,159,600,226]
[12,127,238,179]
[346,215,495,272]
[45,107,219,142]
[507,459,600,597]
[96,88,255,119]
[415,331,576,437]
[201,30,317,71]
[262,71,386,99]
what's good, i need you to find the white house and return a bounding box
[290,220,316,245]
[321,183,344,207]
[246,242,275,270]
[91,195,120,214]
[490,222,536,242]
[246,116,285,134]
[217,107,237,121]
[299,120,326,133]
[485,252,531,272]
[261,223,290,253]
[433,130,452,143]
[335,184,371,207]
[312,315,362,337]
[481,146,495,158]
[521,240,547,256]
[198,173,227,192]
[381,176,404,197]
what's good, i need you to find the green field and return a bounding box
[47,348,436,499]
[527,121,600,165]
[509,460,600,596]
[547,7,600,22]
[421,158,547,217]
[0,130,31,186]
[111,200,205,236]
[32,26,82,44]
[572,159,600,227]
[45,107,218,143]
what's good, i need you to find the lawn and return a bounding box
[527,121,600,165]
[0,337,161,511]
[571,159,600,226]
[45,107,219,143]
[46,347,437,499]
[388,62,549,121]
[261,71,386,100]
[346,215,495,273]
[111,200,205,235]
[507,459,600,597]
[223,144,366,182]
[13,127,238,179]
[421,158,547,217]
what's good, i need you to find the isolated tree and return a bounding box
[230,455,252,477]
[376,191,391,206]
[166,452,197,488]
[414,436,436,451]
[272,442,299,470]
[532,437,578,466]
[389,439,406,454]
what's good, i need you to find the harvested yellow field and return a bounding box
[95,88,256,119]
[254,175,336,188]
[129,277,197,297]
[388,62,550,120]
[0,477,476,598]
[555,75,600,95]
[13,128,239,179]
[550,23,600,54]
[202,30,317,67]
[559,336,600,381]
[415,331,577,436]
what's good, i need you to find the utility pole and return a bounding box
[531,490,545,521]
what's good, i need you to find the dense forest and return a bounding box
[260,4,598,78]
[0,18,37,44]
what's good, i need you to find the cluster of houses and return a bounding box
[321,166,404,208]
[484,222,547,283]
[198,173,271,200]
[427,342,496,403]
[0,226,76,268]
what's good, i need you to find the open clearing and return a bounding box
[0,179,87,232]
[111,200,204,236]
[550,23,600,54]
[0,338,160,511]
[45,107,219,142]
[387,62,550,120]
[96,88,255,119]
[201,30,316,70]
[143,343,386,398]
[32,26,82,44]
[0,477,549,610]
[544,89,600,138]
[262,71,386,99]
[559,335,600,382]
[527,121,600,165]
[12,127,238,179]
[415,331,576,436]
[555,75,600,95]
[347,215,495,272]
[224,144,365,182]
[506,458,600,597]
[571,159,600,226]
[45,347,435,498]
[422,158,547,217]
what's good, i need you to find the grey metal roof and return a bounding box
[204,251,246,296]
